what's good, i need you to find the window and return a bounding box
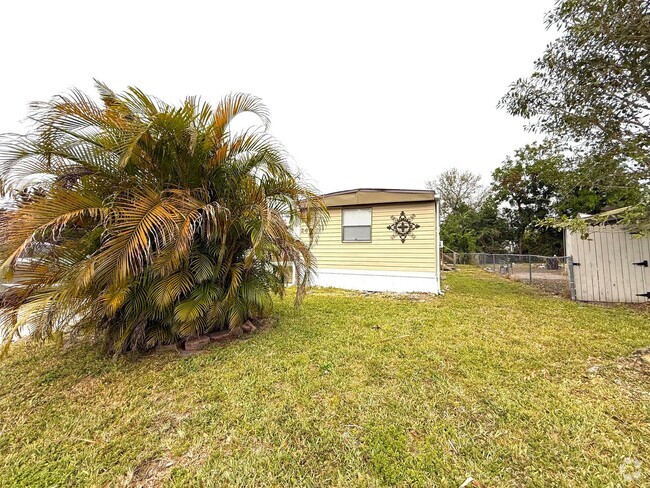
[342,208,372,242]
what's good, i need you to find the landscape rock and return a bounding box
[242,320,257,333]
[184,335,210,351]
[156,343,179,353]
[250,317,272,330]
[208,331,231,342]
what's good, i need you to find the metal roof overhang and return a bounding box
[320,188,437,207]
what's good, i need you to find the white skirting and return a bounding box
[312,268,440,294]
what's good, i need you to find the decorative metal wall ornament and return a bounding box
[387,211,420,243]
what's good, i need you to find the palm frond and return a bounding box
[0,83,328,355]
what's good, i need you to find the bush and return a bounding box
[0,83,327,355]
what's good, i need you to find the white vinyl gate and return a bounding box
[565,225,650,303]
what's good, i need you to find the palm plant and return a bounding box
[0,82,327,355]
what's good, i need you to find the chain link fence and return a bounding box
[443,251,574,298]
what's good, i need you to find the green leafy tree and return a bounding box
[439,199,510,254]
[499,0,649,230]
[492,142,563,254]
[551,154,642,217]
[473,197,512,253]
[429,168,509,255]
[426,168,486,220]
[0,83,327,355]
[439,203,480,254]
[492,140,640,254]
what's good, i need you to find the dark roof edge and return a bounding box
[580,206,630,223]
[320,188,437,198]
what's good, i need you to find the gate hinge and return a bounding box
[636,292,650,299]
[633,260,648,267]
[572,262,580,266]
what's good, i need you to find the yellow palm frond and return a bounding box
[0,83,328,355]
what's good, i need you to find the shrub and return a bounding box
[0,83,327,355]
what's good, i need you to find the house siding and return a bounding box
[306,201,437,273]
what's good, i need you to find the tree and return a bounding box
[439,203,480,254]
[0,83,327,355]
[439,199,510,254]
[550,153,642,217]
[473,197,512,253]
[492,142,564,255]
[499,0,649,230]
[426,168,486,219]
[492,139,640,254]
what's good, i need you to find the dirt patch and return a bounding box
[582,350,650,403]
[625,347,650,371]
[507,273,571,297]
[606,347,650,400]
[510,271,567,282]
[66,376,101,400]
[361,291,438,302]
[119,456,176,487]
[310,287,438,302]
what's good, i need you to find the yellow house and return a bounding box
[304,188,441,293]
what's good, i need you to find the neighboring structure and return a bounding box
[303,188,441,293]
[565,209,649,303]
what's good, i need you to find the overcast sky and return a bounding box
[1,1,557,194]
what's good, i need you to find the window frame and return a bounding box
[341,207,373,243]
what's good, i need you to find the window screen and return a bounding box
[342,208,371,242]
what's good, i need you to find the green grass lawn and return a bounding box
[1,269,648,487]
